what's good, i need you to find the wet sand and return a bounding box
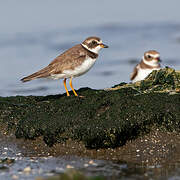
[1,128,180,179]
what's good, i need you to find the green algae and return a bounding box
[38,170,105,180]
[0,158,15,165]
[110,67,180,93]
[0,67,179,148]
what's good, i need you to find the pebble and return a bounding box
[88,160,93,164]
[89,160,97,166]
[66,165,74,169]
[84,163,89,167]
[16,153,22,156]
[11,175,19,179]
[23,166,31,173]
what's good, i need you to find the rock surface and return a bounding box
[0,67,179,164]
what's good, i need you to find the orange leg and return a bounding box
[63,78,70,96]
[69,77,78,96]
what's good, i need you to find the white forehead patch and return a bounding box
[152,54,160,58]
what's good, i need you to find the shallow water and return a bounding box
[0,23,180,97]
[0,1,180,180]
[1,141,180,180]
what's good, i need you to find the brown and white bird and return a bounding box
[21,36,108,96]
[130,50,161,83]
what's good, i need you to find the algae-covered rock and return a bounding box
[0,67,179,148]
[108,67,180,93]
[138,67,180,92]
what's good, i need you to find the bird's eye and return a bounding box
[92,40,97,44]
[147,55,152,58]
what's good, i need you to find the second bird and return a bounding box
[21,36,108,96]
[130,50,162,83]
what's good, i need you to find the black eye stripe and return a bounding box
[92,40,97,44]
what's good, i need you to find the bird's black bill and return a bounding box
[100,43,109,48]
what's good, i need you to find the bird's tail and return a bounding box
[21,67,50,82]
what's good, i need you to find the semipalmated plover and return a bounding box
[130,50,161,83]
[21,36,108,96]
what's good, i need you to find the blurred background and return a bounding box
[0,0,180,96]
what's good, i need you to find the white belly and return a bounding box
[50,58,96,79]
[132,68,160,83]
